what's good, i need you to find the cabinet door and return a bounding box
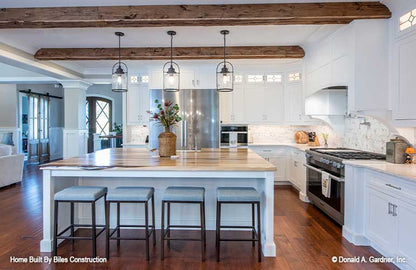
[331,55,350,86]
[244,85,264,123]
[126,85,149,125]
[396,38,416,120]
[264,84,284,123]
[268,156,287,183]
[284,82,303,123]
[232,85,246,123]
[149,70,163,89]
[196,69,216,89]
[180,70,196,89]
[366,188,398,253]
[219,92,233,124]
[397,200,416,269]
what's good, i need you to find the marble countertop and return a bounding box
[248,142,318,152]
[344,159,416,182]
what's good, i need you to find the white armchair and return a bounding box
[0,144,24,188]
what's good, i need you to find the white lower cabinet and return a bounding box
[366,188,398,253]
[366,184,416,269]
[249,146,307,196]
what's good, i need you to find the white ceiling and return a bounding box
[0,0,378,8]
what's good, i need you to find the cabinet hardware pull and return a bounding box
[388,202,392,215]
[385,183,402,190]
[392,204,398,217]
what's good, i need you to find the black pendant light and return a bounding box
[112,32,128,92]
[216,30,234,92]
[163,31,180,92]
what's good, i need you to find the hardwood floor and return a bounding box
[0,165,397,270]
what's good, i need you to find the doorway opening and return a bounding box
[86,96,114,153]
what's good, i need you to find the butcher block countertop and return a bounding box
[41,148,276,172]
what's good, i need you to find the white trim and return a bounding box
[60,80,92,90]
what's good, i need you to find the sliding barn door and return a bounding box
[28,94,50,164]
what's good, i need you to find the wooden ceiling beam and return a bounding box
[0,2,391,29]
[34,46,306,60]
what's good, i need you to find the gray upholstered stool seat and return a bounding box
[163,186,205,202]
[54,186,107,201]
[107,187,154,202]
[217,187,261,202]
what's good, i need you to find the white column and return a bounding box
[263,171,277,257]
[61,80,91,159]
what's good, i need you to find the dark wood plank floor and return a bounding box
[0,165,397,270]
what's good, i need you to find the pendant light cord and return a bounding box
[170,33,173,66]
[223,32,227,67]
[118,34,121,67]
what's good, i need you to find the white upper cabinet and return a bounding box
[126,84,150,125]
[149,70,163,89]
[394,35,416,121]
[305,20,389,114]
[219,84,245,124]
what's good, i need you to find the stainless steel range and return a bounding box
[304,148,385,225]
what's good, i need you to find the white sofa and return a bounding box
[0,144,24,188]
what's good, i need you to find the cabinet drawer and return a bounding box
[366,171,416,205]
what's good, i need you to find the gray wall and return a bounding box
[17,84,64,128]
[86,84,123,126]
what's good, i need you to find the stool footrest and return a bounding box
[109,226,155,239]
[220,225,256,229]
[167,225,202,229]
[219,238,259,242]
[57,227,106,240]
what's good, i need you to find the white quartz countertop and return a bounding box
[248,143,317,152]
[344,159,416,182]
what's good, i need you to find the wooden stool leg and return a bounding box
[216,201,221,262]
[167,202,171,248]
[252,203,255,247]
[161,201,165,260]
[151,195,156,246]
[145,201,150,261]
[53,201,59,256]
[200,202,205,262]
[92,201,97,258]
[70,202,74,250]
[257,202,262,262]
[105,201,110,259]
[203,201,206,249]
[116,202,120,247]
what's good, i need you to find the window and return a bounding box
[288,72,301,82]
[247,75,264,83]
[266,74,282,83]
[400,9,416,31]
[130,75,149,84]
[234,75,243,83]
[130,76,138,84]
[140,75,149,83]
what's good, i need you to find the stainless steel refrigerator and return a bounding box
[149,89,219,150]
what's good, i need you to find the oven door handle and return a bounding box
[303,164,345,183]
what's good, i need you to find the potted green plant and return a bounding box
[148,99,182,157]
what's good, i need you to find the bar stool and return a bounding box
[161,186,206,261]
[105,187,156,261]
[53,186,107,257]
[216,187,262,262]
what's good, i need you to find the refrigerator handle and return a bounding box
[183,120,187,149]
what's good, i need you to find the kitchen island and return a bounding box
[40,148,277,256]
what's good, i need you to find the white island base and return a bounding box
[41,169,276,257]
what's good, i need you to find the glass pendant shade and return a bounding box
[163,62,180,92]
[112,62,128,92]
[216,62,234,92]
